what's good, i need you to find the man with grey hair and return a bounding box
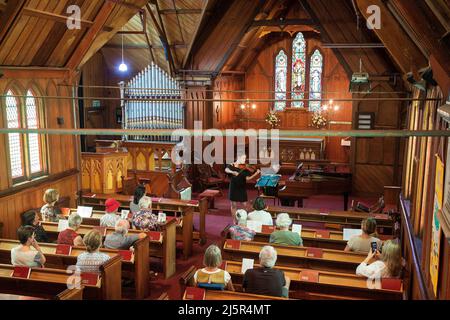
[270,213,303,246]
[104,219,146,250]
[242,245,290,297]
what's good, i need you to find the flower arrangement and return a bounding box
[311,111,327,129]
[265,111,281,129]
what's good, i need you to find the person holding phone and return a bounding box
[356,240,402,279]
[11,226,46,267]
[345,218,382,253]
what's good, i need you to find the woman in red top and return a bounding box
[57,213,84,246]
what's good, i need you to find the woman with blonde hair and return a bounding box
[356,239,403,279]
[40,189,62,222]
[76,230,110,274]
[345,218,382,253]
[193,244,234,291]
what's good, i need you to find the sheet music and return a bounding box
[121,210,130,219]
[343,228,362,241]
[246,220,263,233]
[77,206,93,218]
[292,224,302,235]
[57,219,69,232]
[241,258,254,274]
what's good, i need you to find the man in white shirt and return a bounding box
[247,197,273,226]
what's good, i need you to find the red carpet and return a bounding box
[136,188,377,299]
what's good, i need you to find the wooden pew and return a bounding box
[224,260,403,300]
[0,287,83,300]
[62,206,193,260]
[267,206,394,235]
[0,238,149,299]
[179,267,290,300]
[222,239,367,273]
[0,257,122,300]
[222,225,392,251]
[40,220,176,279]
[80,193,208,245]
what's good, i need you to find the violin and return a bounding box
[237,163,258,174]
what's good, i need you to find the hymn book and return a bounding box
[246,220,263,233]
[147,231,163,243]
[118,250,133,262]
[261,225,275,234]
[315,230,330,239]
[300,270,319,283]
[61,208,71,216]
[241,258,254,274]
[343,228,362,241]
[292,224,302,235]
[225,240,241,250]
[306,247,323,258]
[11,266,31,279]
[183,287,205,300]
[57,219,69,232]
[80,272,100,287]
[55,244,72,255]
[77,206,93,218]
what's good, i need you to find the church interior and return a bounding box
[0,0,449,301]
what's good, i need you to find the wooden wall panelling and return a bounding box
[185,86,213,129]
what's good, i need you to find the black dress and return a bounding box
[226,164,250,202]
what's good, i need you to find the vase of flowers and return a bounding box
[311,111,327,129]
[265,111,281,129]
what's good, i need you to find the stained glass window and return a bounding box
[5,90,24,178]
[291,32,306,108]
[274,50,288,111]
[309,49,324,111]
[25,90,42,174]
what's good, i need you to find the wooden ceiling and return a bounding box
[0,0,147,70]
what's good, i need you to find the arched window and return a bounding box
[5,90,24,179]
[308,49,324,111]
[25,90,42,174]
[3,88,46,183]
[274,50,288,111]
[291,32,306,108]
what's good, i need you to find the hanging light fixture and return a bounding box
[119,27,128,72]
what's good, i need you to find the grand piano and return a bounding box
[269,161,352,210]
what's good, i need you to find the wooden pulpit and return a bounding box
[81,152,128,194]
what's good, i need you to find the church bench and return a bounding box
[40,219,176,279]
[80,193,207,245]
[63,206,193,260]
[267,206,394,235]
[0,237,149,299]
[222,224,393,250]
[224,260,403,300]
[0,256,122,300]
[222,239,367,273]
[183,288,289,300]
[0,287,84,300]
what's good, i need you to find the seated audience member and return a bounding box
[345,218,382,253]
[104,219,146,250]
[242,246,290,297]
[21,210,48,243]
[130,185,146,214]
[193,245,234,291]
[228,209,256,241]
[11,226,46,267]
[76,230,110,274]
[40,189,62,222]
[247,197,273,226]
[356,240,402,279]
[57,213,84,246]
[100,198,121,227]
[132,196,159,231]
[270,213,303,246]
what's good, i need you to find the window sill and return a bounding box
[0,169,79,198]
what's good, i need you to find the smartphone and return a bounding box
[370,241,378,253]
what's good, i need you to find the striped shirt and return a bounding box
[76,252,110,274]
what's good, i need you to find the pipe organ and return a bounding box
[121,62,184,142]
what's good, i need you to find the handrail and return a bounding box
[400,194,430,300]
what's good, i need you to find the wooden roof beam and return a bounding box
[66,1,116,70]
[250,18,318,28]
[159,9,203,15]
[355,0,428,75]
[0,0,26,45]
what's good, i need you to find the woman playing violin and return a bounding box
[225,154,261,220]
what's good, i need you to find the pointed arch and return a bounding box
[309,49,324,111]
[4,89,24,179]
[291,32,306,108]
[274,49,288,111]
[25,89,43,174]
